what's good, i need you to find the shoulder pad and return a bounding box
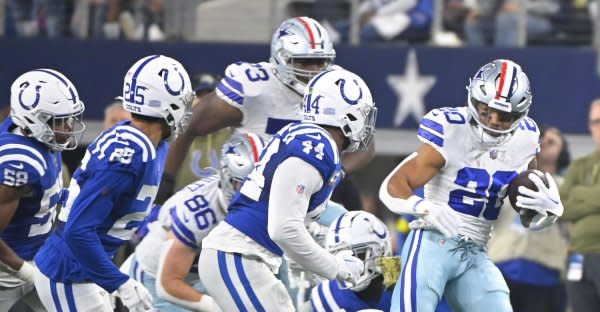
[169,176,221,249]
[217,61,274,108]
[514,116,541,155]
[284,124,339,171]
[88,126,156,173]
[417,107,468,155]
[0,141,47,186]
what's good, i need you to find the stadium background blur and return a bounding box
[1,0,597,311]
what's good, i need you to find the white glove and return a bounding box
[116,278,153,312]
[412,200,462,238]
[15,261,35,284]
[335,250,364,284]
[516,172,564,217]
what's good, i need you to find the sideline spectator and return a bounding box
[560,99,600,312]
[464,0,558,46]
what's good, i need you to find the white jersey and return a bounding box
[134,174,227,276]
[216,61,343,138]
[417,107,539,244]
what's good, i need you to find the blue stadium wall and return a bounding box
[0,38,597,134]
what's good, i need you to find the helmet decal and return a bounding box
[18,82,42,110]
[337,78,363,105]
[160,68,186,96]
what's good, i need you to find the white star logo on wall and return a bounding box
[387,50,437,127]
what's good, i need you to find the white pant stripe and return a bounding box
[310,285,327,312]
[402,229,423,312]
[321,281,341,311]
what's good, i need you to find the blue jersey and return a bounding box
[35,121,168,292]
[0,117,63,261]
[225,122,343,256]
[310,280,392,312]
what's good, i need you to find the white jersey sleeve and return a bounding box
[169,175,227,250]
[417,107,468,162]
[215,61,302,137]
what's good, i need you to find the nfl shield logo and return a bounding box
[490,149,498,159]
[296,184,305,194]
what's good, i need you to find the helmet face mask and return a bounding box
[219,133,264,205]
[10,69,86,151]
[325,211,391,292]
[270,17,336,94]
[44,110,86,151]
[466,59,532,147]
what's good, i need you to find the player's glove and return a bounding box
[116,278,153,312]
[411,200,462,238]
[335,250,364,284]
[516,172,564,217]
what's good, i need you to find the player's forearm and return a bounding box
[64,226,128,291]
[271,219,338,280]
[164,131,195,177]
[0,239,23,271]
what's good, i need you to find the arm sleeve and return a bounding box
[267,157,339,280]
[317,201,347,226]
[63,170,136,292]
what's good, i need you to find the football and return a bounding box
[507,169,549,226]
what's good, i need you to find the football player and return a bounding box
[0,69,85,311]
[379,59,564,311]
[129,132,263,311]
[309,211,395,312]
[157,16,374,204]
[33,55,193,312]
[198,69,377,311]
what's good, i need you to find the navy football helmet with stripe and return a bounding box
[467,59,532,146]
[325,211,391,292]
[270,17,336,94]
[10,69,85,151]
[123,55,193,141]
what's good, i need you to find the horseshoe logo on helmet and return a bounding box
[372,225,387,239]
[18,82,42,110]
[160,68,185,96]
[337,78,362,105]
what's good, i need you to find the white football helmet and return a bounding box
[122,55,193,141]
[325,211,391,292]
[302,69,377,152]
[466,59,532,146]
[219,132,265,203]
[270,17,336,94]
[10,69,85,151]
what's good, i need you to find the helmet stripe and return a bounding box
[33,69,78,104]
[127,55,160,103]
[245,133,261,162]
[495,61,508,100]
[295,17,316,49]
[507,68,518,98]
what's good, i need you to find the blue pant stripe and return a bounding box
[317,284,334,312]
[233,254,266,312]
[399,230,418,312]
[65,283,77,312]
[218,251,247,312]
[411,230,424,310]
[49,280,63,312]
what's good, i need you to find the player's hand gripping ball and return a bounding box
[507,169,550,227]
